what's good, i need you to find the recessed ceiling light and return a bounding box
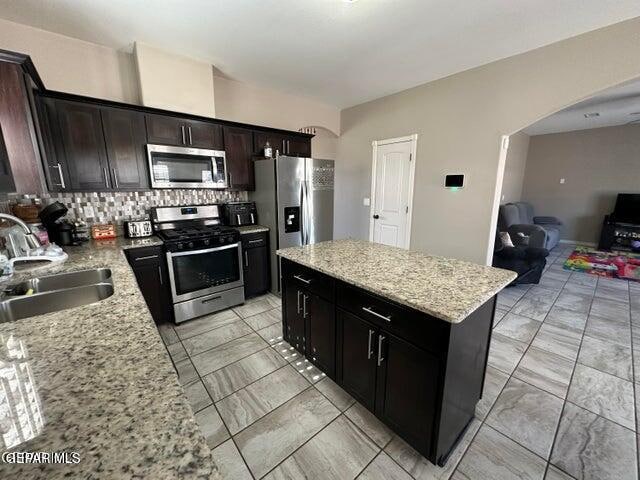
[584,112,600,118]
[343,0,359,3]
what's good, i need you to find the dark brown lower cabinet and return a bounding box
[305,293,335,378]
[338,309,377,410]
[374,331,438,454]
[126,245,173,324]
[280,257,495,466]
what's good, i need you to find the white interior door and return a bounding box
[370,137,415,248]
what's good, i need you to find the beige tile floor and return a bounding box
[157,244,639,479]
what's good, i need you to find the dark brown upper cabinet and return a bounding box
[223,126,254,190]
[56,100,111,190]
[254,131,311,158]
[101,108,149,190]
[254,131,284,156]
[146,114,223,150]
[0,124,15,193]
[284,135,312,157]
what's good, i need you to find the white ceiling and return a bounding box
[1,0,639,108]
[524,78,640,135]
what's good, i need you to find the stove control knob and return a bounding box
[188,242,194,249]
[177,243,183,250]
[203,239,210,246]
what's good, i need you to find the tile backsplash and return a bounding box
[3,189,248,228]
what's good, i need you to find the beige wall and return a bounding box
[500,132,530,203]
[336,17,640,264]
[213,76,340,135]
[0,18,339,136]
[134,43,215,118]
[0,18,139,103]
[522,124,640,244]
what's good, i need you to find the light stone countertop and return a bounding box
[0,236,219,479]
[277,239,516,323]
[236,225,269,235]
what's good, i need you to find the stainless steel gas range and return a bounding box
[151,205,244,323]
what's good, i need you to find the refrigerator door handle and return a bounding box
[302,180,310,245]
[299,181,305,245]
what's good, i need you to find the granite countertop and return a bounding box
[236,225,269,235]
[277,239,516,323]
[0,236,219,479]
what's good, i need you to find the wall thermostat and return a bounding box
[445,174,465,189]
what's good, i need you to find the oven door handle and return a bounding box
[166,242,240,258]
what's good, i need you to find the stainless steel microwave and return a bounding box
[147,144,228,189]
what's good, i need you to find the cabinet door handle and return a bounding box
[135,254,159,261]
[250,213,255,224]
[103,168,110,188]
[181,125,186,145]
[158,265,163,285]
[248,239,262,244]
[112,168,119,189]
[303,294,308,318]
[237,214,241,224]
[287,140,291,154]
[377,335,385,366]
[188,126,193,145]
[50,163,66,189]
[367,329,374,360]
[293,274,312,285]
[362,306,391,322]
[244,251,249,267]
[282,139,286,154]
[296,290,302,314]
[228,172,233,188]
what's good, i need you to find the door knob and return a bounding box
[373,214,379,219]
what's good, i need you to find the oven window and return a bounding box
[151,152,213,183]
[172,246,240,296]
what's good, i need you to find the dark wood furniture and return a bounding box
[125,245,173,324]
[145,113,224,150]
[0,55,46,193]
[280,257,495,466]
[0,48,312,194]
[34,90,312,193]
[241,231,270,298]
[223,126,255,190]
[598,215,640,252]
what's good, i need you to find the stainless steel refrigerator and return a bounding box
[250,155,334,293]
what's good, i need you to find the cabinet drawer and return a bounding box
[241,232,268,248]
[336,282,448,354]
[126,245,164,266]
[281,258,334,301]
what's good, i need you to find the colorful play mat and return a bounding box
[563,246,640,282]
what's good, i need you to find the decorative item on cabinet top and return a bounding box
[0,189,247,233]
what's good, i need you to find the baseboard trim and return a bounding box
[559,239,597,247]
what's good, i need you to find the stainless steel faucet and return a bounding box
[0,213,41,250]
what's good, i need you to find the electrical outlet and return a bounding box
[363,197,370,206]
[560,178,565,184]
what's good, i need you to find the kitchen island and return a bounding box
[0,238,219,479]
[277,239,516,466]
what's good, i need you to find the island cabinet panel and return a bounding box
[283,283,306,353]
[305,292,335,378]
[280,257,496,466]
[337,309,378,409]
[374,332,438,455]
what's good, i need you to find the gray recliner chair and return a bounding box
[498,202,562,250]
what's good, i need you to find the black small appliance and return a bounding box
[39,201,82,246]
[223,202,257,226]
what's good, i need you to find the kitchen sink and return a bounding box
[0,283,114,323]
[0,268,114,323]
[3,268,112,295]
